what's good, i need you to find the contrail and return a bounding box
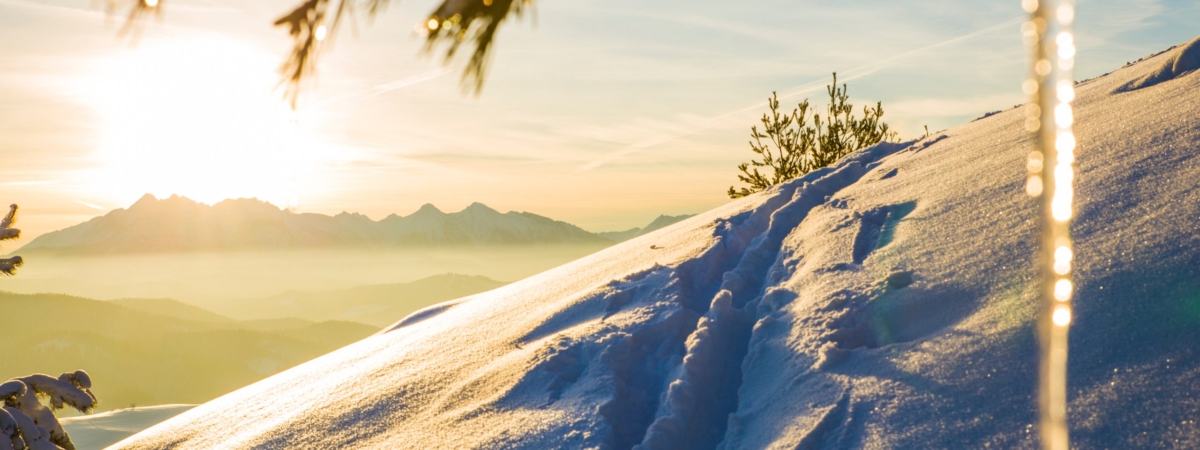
[580,16,1025,171]
[0,0,91,15]
[75,200,107,210]
[0,180,59,187]
[320,68,452,106]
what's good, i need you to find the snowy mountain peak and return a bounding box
[640,214,695,236]
[462,202,500,215]
[1117,35,1200,92]
[127,193,202,212]
[595,214,696,242]
[412,203,445,216]
[130,193,159,208]
[211,197,282,216]
[334,211,372,221]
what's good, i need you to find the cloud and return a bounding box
[0,180,60,187]
[0,0,96,17]
[74,200,106,210]
[578,15,1025,171]
[320,69,452,105]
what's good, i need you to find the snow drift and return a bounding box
[59,405,193,450]
[115,37,1200,449]
[1116,36,1200,93]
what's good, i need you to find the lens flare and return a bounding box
[1056,81,1075,102]
[1055,103,1073,127]
[1054,279,1073,300]
[1027,175,1044,196]
[1053,246,1072,274]
[1053,305,1072,326]
[1057,5,1075,24]
[1029,1,1076,448]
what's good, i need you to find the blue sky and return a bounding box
[1,0,1198,243]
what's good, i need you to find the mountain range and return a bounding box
[3,272,508,424]
[0,291,377,412]
[14,195,692,255]
[595,214,695,242]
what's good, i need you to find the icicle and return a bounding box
[1024,0,1076,448]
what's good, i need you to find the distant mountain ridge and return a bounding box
[15,195,690,255]
[0,291,377,412]
[596,214,696,242]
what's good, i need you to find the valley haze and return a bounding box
[3,196,691,305]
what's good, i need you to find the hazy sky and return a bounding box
[2,0,1198,245]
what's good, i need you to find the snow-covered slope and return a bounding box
[115,37,1200,449]
[59,405,193,450]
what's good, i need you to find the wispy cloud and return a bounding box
[7,0,1198,234]
[74,200,106,210]
[581,6,803,46]
[0,0,95,16]
[0,180,59,187]
[579,16,1025,171]
[320,69,452,106]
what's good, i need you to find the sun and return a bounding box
[81,35,338,208]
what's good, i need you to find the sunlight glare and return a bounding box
[81,36,345,208]
[1052,305,1071,326]
[1054,278,1072,301]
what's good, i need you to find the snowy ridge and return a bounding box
[117,37,1200,449]
[640,145,904,449]
[1116,36,1200,93]
[60,405,194,450]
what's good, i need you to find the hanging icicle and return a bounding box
[1023,0,1076,448]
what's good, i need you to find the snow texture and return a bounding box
[59,405,194,450]
[117,36,1200,449]
[2,373,97,450]
[1116,36,1200,93]
[0,410,17,450]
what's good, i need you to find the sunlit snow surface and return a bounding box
[116,38,1200,449]
[59,405,193,450]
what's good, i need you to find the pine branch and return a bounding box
[728,73,896,198]
[0,204,20,277]
[0,204,17,241]
[109,0,532,108]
